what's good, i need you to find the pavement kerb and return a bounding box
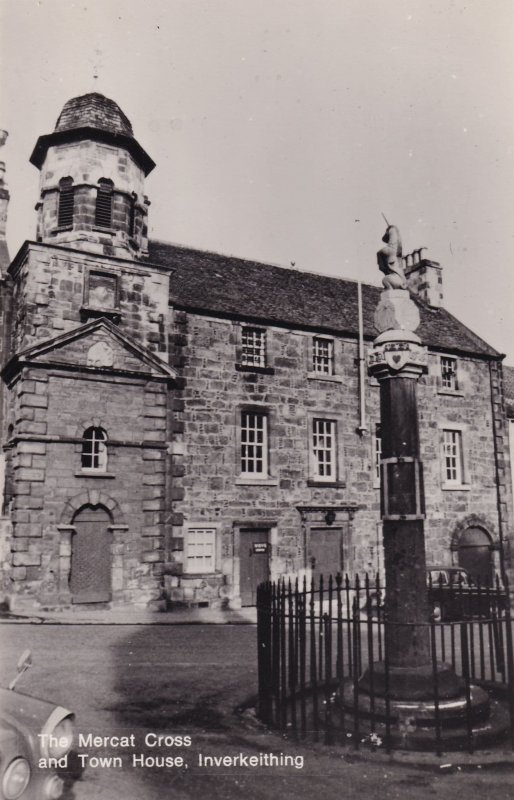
[337,744,514,771]
[0,609,258,625]
[242,720,514,772]
[237,712,514,772]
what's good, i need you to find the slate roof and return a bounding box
[503,366,514,417]
[55,93,134,137]
[148,240,500,359]
[30,94,155,175]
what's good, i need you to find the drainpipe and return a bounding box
[489,359,509,583]
[357,281,367,435]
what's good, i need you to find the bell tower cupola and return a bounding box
[30,93,155,258]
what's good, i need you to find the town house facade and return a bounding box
[0,93,511,612]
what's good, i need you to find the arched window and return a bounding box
[58,177,75,228]
[95,179,113,229]
[81,427,108,472]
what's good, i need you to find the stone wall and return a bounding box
[166,310,504,607]
[1,244,507,611]
[489,360,514,577]
[0,516,12,605]
[9,244,170,355]
[5,366,168,610]
[36,141,148,257]
[420,353,503,565]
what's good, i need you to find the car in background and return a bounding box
[0,650,75,800]
[427,566,508,622]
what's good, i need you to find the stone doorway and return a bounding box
[457,526,493,586]
[309,527,345,584]
[297,505,358,581]
[239,528,270,606]
[70,505,112,603]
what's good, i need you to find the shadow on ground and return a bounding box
[106,621,258,734]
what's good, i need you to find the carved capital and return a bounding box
[368,332,428,381]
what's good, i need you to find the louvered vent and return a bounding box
[57,178,75,227]
[95,181,113,228]
[129,196,136,237]
[57,187,75,227]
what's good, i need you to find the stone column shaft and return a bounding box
[380,373,430,668]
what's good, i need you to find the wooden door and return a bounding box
[309,527,343,583]
[458,526,493,586]
[239,529,270,606]
[70,505,112,603]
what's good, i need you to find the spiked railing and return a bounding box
[256,572,514,753]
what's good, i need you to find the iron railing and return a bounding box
[256,573,514,754]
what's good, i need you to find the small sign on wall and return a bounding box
[253,542,269,554]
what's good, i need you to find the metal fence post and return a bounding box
[257,571,514,753]
[256,581,273,724]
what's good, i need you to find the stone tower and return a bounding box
[30,93,155,258]
[1,94,175,612]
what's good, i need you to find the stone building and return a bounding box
[504,366,514,532]
[0,92,511,612]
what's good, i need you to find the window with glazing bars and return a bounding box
[81,427,108,471]
[440,356,458,390]
[312,337,334,374]
[95,180,113,228]
[240,411,268,475]
[57,178,75,227]
[241,327,266,368]
[185,528,216,573]
[443,429,463,483]
[312,418,336,480]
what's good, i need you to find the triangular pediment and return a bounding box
[4,319,176,383]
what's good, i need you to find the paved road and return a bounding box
[2,623,514,800]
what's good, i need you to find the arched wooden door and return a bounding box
[70,505,112,603]
[457,526,493,586]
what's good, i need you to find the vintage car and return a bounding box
[0,651,75,800]
[427,566,508,622]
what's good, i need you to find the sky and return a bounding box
[1,0,513,362]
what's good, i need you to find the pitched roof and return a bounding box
[148,240,500,359]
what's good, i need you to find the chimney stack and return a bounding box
[403,248,443,308]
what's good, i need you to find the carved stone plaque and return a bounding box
[87,341,114,368]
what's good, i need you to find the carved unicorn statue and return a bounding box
[377,225,407,290]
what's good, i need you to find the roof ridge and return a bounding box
[149,238,381,290]
[148,239,499,359]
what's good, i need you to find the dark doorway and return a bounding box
[309,527,344,584]
[457,526,493,586]
[239,529,270,606]
[70,505,112,603]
